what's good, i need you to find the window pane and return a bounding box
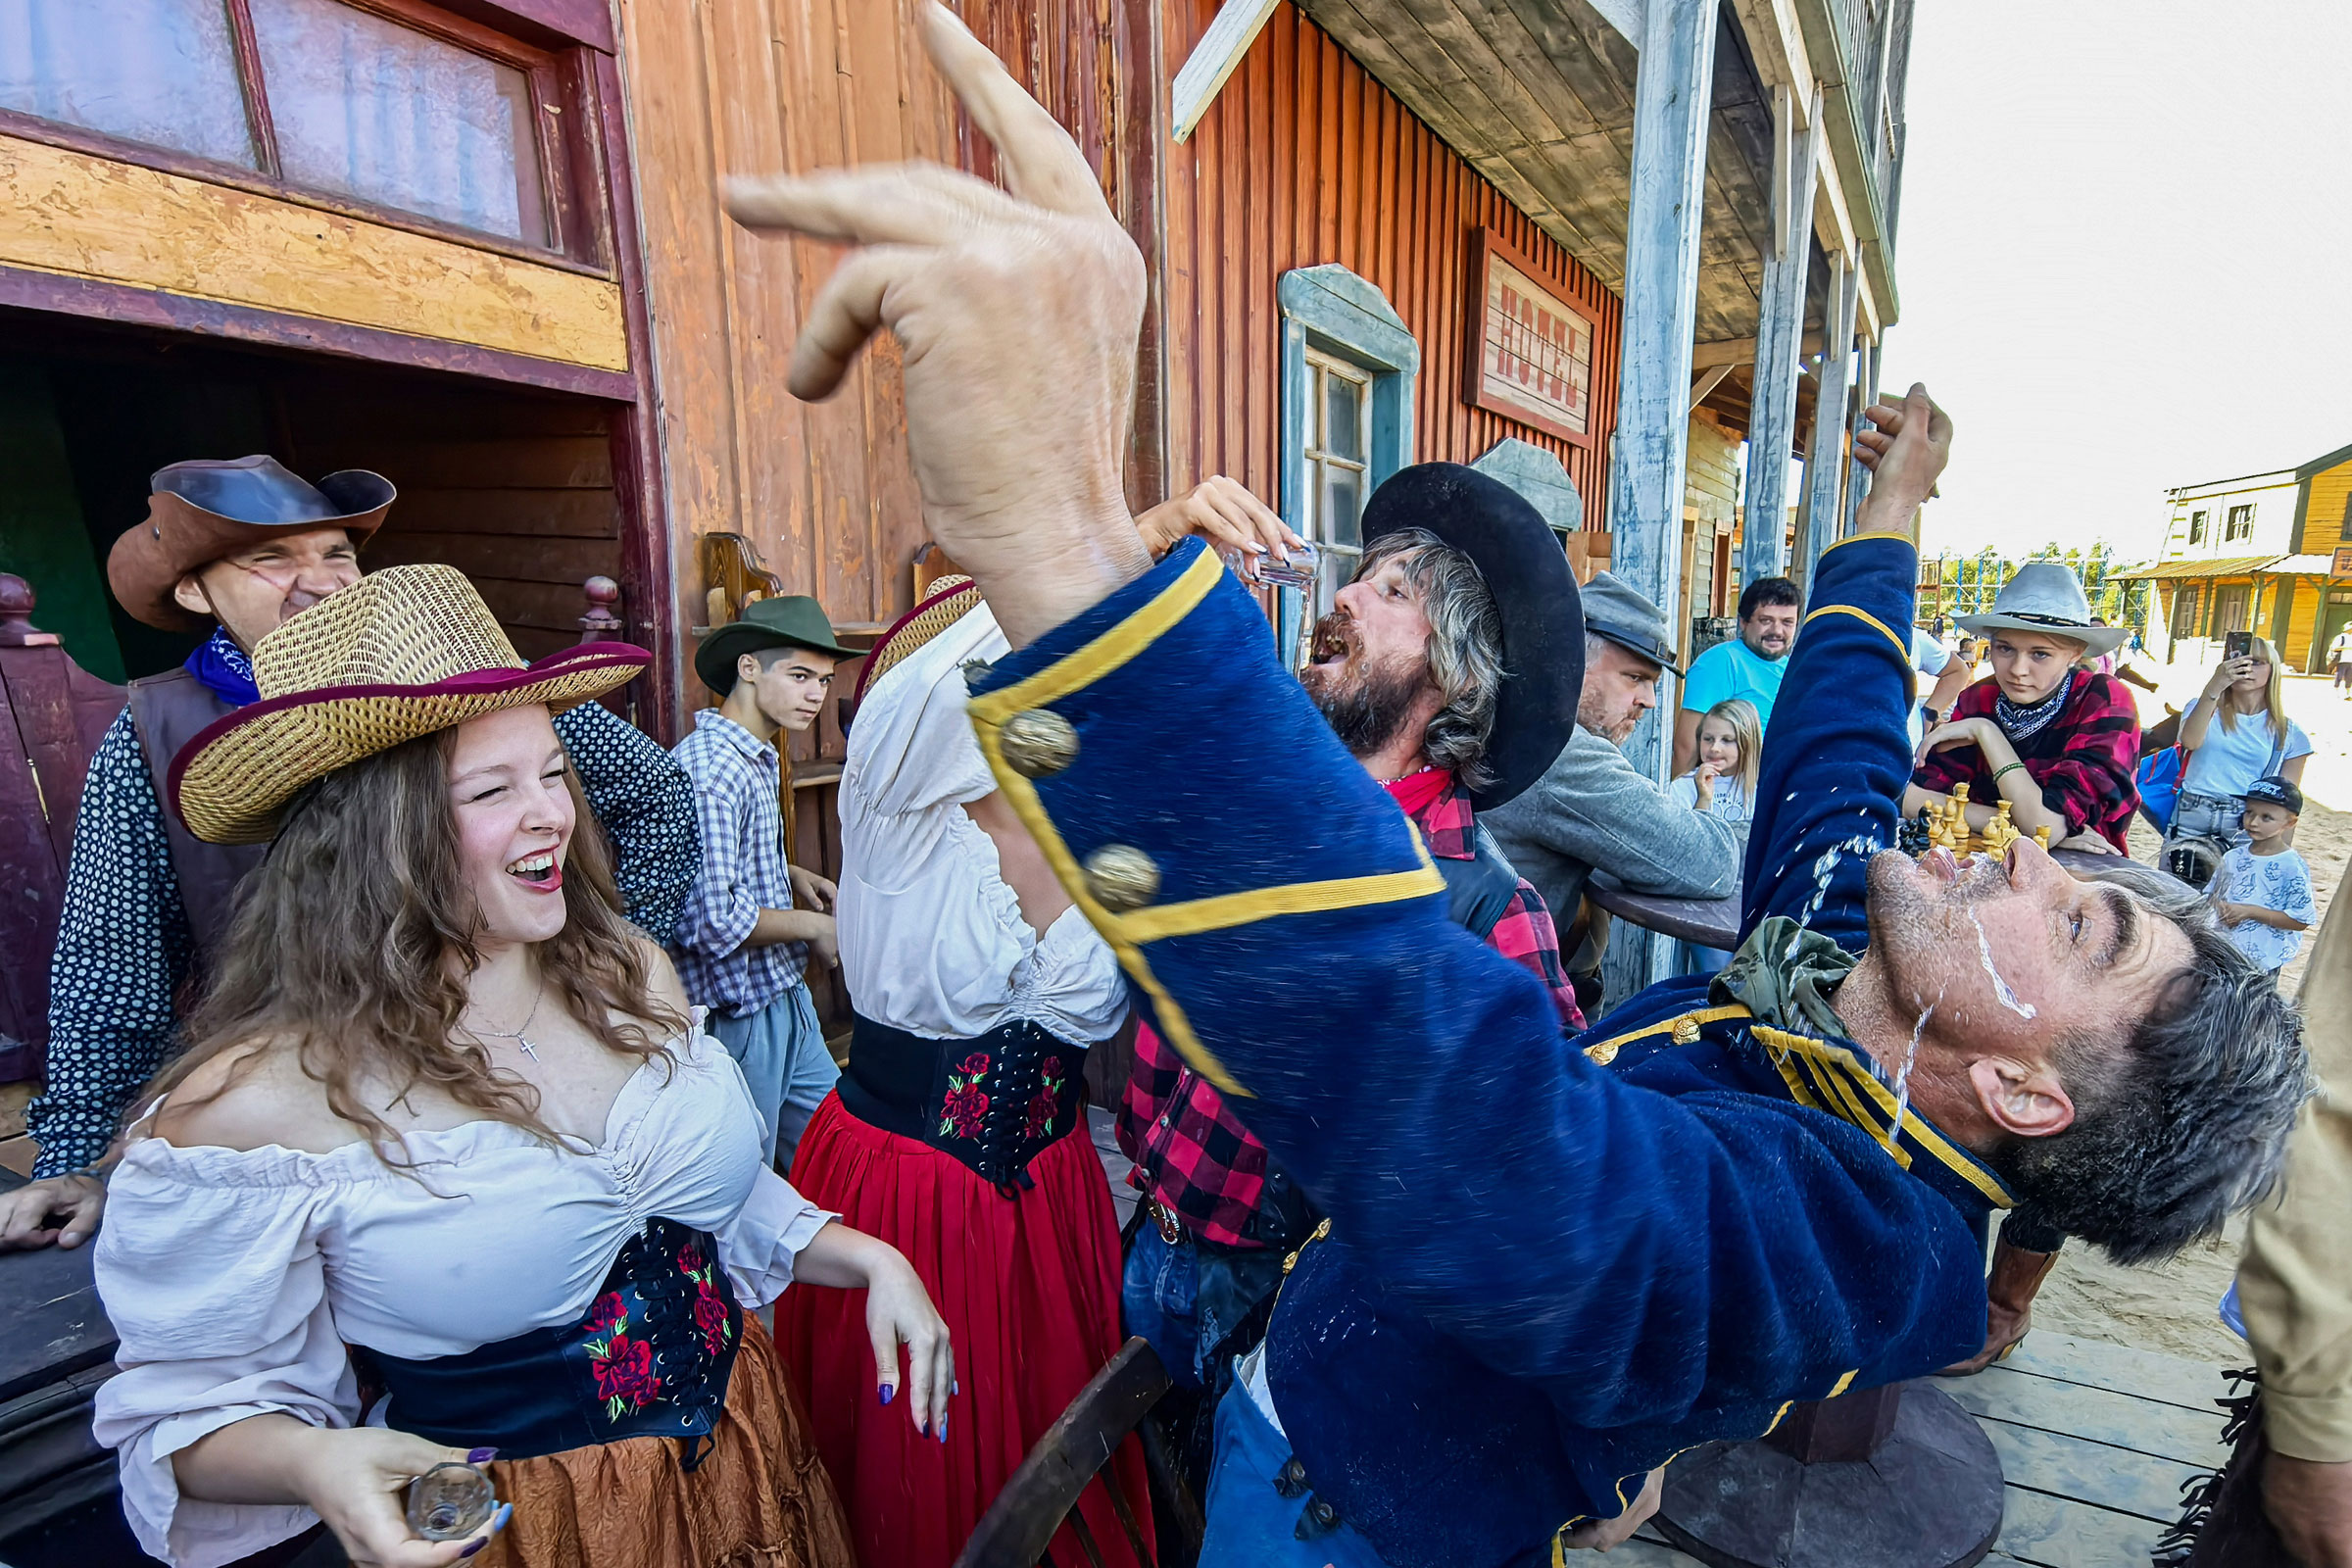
[0,0,256,167]
[1325,371,1363,463]
[1324,466,1362,548]
[249,0,547,244]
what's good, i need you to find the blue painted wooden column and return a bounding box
[1741,83,1819,588]
[1603,0,1720,997]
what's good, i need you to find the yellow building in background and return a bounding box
[2120,440,2352,671]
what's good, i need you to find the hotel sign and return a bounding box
[2333,546,2352,576]
[1465,228,1600,447]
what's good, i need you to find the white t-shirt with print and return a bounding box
[1670,771,1755,831]
[2214,844,2317,972]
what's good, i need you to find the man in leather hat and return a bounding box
[1484,571,1742,1004]
[671,594,858,1170]
[716,25,2309,1561]
[1119,463,1584,1474]
[1,457,697,1249]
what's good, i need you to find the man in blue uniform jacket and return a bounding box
[724,14,2310,1564]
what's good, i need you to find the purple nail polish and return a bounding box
[938,1415,949,1444]
[879,1384,895,1405]
[952,1380,960,1396]
[466,1447,499,1465]
[460,1541,486,1559]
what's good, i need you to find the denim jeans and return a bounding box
[1122,1222,1205,1390]
[708,982,837,1170]
[1122,1224,1291,1392]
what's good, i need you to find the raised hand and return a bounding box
[1137,475,1302,575]
[1852,382,1953,531]
[724,5,1152,646]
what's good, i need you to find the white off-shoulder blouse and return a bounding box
[89,1025,837,1568]
[837,598,1126,1047]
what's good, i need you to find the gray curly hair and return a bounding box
[1354,527,1505,789]
[1995,856,2311,1265]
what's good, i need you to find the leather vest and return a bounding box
[125,668,267,965]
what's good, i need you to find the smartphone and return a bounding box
[2226,630,2253,662]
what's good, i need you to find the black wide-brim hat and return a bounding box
[1361,463,1584,810]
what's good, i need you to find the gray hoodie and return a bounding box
[1482,725,1741,970]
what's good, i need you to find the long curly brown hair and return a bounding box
[145,717,683,1158]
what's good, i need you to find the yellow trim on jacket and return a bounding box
[1802,603,1912,663]
[965,548,1446,1099]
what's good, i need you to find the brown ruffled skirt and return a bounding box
[474,1316,856,1568]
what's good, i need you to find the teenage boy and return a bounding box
[2214,776,2318,981]
[672,597,857,1168]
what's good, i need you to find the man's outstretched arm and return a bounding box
[1739,389,1950,952]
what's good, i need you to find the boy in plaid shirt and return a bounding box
[671,596,857,1170]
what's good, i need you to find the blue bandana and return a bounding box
[185,627,260,708]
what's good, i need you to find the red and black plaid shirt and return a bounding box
[1116,772,1584,1248]
[1911,671,2141,852]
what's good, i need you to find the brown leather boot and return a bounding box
[1936,1239,2059,1376]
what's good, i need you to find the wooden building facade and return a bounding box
[2122,440,2352,672]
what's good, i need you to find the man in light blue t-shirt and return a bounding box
[1674,575,1801,774]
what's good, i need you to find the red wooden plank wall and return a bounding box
[1158,0,1623,527]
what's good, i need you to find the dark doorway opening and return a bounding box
[0,309,640,690]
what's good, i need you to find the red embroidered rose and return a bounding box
[1023,1057,1067,1141]
[676,1241,708,1277]
[593,1333,661,1409]
[693,1283,731,1355]
[958,1052,992,1076]
[582,1292,626,1333]
[942,1084,990,1140]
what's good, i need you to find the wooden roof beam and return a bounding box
[1171,0,1287,142]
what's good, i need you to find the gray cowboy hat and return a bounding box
[1956,563,2130,657]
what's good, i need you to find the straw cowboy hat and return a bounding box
[170,564,648,845]
[1956,562,2130,657]
[1360,464,1585,811]
[108,456,398,633]
[853,574,982,706]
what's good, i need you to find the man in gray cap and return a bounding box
[1484,571,1741,1005]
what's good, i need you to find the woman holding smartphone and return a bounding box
[2171,633,2312,855]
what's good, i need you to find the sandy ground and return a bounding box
[2026,659,2349,1365]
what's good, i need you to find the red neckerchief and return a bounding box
[1385,767,1474,859]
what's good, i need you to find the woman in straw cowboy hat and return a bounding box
[85,564,949,1568]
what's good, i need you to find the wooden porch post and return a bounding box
[1796,254,1859,593]
[1841,336,1876,541]
[1741,84,1819,587]
[1602,0,1720,999]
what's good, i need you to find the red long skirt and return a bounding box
[778,1090,1150,1568]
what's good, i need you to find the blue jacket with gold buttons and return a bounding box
[966,533,2014,1568]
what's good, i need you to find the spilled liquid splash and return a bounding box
[1784,832,1886,957]
[1888,991,1941,1148]
[1965,908,2037,1019]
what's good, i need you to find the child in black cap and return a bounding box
[2214,775,2318,979]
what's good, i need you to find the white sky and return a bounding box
[1872,1,2352,564]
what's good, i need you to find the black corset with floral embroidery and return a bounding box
[356,1216,743,1470]
[839,1012,1087,1192]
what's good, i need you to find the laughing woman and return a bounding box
[89,566,949,1568]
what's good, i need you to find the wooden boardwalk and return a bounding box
[1606,1328,2230,1568]
[1087,1109,2232,1567]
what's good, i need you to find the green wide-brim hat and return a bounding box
[695,595,856,693]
